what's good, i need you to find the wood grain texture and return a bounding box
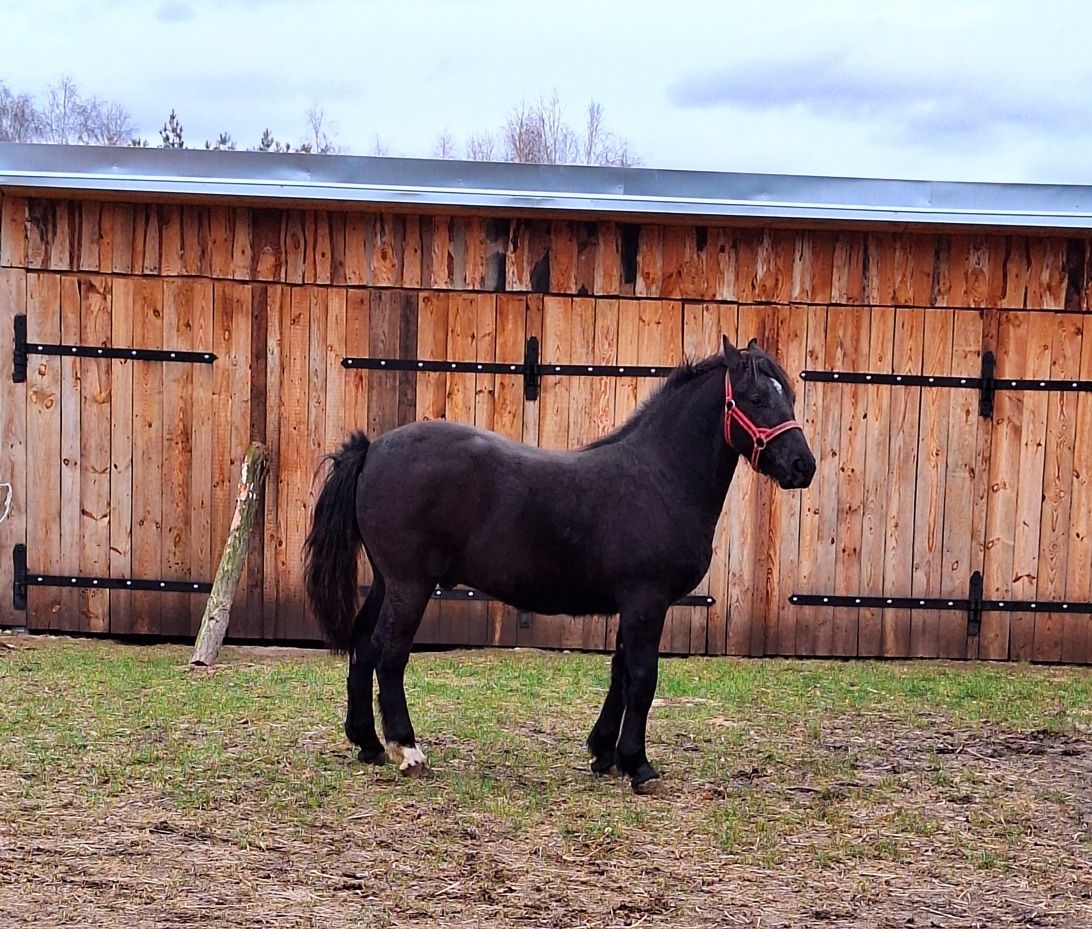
[0,269,27,628]
[24,274,62,630]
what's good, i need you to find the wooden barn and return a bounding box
[1,144,1091,662]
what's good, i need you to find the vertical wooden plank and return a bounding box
[108,279,134,632]
[401,215,422,288]
[189,280,215,634]
[371,214,400,287]
[635,226,662,298]
[140,204,160,275]
[366,290,399,436]
[830,305,867,656]
[440,293,478,645]
[595,222,622,296]
[773,303,808,655]
[231,208,252,281]
[250,209,284,282]
[159,279,194,636]
[857,306,895,656]
[882,308,925,658]
[109,204,133,275]
[0,269,27,629]
[726,304,761,656]
[484,295,526,648]
[466,292,496,647]
[261,286,284,636]
[24,274,62,630]
[207,207,233,279]
[130,278,164,634]
[701,303,737,655]
[1062,315,1092,663]
[78,277,112,633]
[180,205,205,277]
[396,291,419,427]
[344,213,368,285]
[1033,312,1083,662]
[565,297,603,651]
[659,226,686,298]
[96,203,115,274]
[937,310,983,660]
[77,202,102,272]
[273,286,310,639]
[1,197,27,267]
[159,205,182,276]
[24,200,52,271]
[415,293,449,423]
[430,216,455,290]
[414,291,447,645]
[908,309,955,657]
[548,221,577,295]
[981,311,1026,659]
[1009,313,1052,660]
[53,276,82,631]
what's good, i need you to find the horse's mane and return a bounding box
[583,353,727,450]
[583,347,795,450]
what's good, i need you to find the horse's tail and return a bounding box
[305,431,371,653]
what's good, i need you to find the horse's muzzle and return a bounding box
[779,454,816,489]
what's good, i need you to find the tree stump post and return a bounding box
[190,441,269,667]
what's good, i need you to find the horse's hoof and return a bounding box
[632,775,664,795]
[399,759,433,778]
[629,763,662,795]
[388,743,432,777]
[590,755,616,776]
[357,746,388,765]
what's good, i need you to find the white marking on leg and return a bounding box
[385,742,427,771]
[399,745,427,771]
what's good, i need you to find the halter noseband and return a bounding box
[724,366,803,470]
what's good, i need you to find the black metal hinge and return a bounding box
[789,570,1092,638]
[12,314,217,383]
[12,544,211,611]
[800,351,1092,420]
[342,335,673,403]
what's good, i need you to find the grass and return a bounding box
[1,636,1091,927]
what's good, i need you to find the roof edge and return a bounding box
[3,143,1092,231]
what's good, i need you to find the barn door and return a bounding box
[788,306,1092,662]
[9,273,255,639]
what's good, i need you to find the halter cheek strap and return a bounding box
[724,368,804,470]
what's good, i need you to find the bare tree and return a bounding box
[45,76,84,144]
[371,135,389,156]
[465,131,496,162]
[205,132,236,151]
[79,99,137,145]
[304,104,340,154]
[434,129,457,159]
[0,81,45,142]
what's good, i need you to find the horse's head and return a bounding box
[721,335,816,489]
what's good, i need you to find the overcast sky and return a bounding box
[3,0,1091,183]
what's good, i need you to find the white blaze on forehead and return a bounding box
[769,376,785,396]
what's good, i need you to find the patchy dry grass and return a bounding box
[1,634,1090,927]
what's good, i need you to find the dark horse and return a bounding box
[305,336,815,791]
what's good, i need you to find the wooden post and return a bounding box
[189,441,269,667]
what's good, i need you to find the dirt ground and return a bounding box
[1,640,1090,928]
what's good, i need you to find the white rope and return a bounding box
[0,483,11,526]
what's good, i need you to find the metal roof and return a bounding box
[2,142,1091,231]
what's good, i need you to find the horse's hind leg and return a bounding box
[373,579,433,776]
[345,574,386,764]
[587,642,626,774]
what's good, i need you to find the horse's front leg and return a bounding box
[587,642,626,774]
[615,590,669,792]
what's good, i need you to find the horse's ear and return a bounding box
[746,337,759,351]
[722,334,740,358]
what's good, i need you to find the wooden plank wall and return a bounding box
[1,194,1091,663]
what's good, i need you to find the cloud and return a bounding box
[155,1,195,22]
[668,47,1092,152]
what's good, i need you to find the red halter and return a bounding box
[724,367,804,470]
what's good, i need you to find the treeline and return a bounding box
[0,77,637,166]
